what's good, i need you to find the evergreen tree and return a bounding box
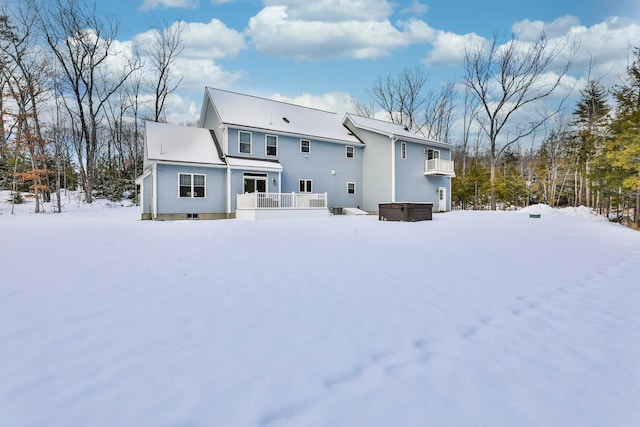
[572,79,610,207]
[607,45,640,226]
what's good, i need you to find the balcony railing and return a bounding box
[237,192,328,209]
[425,159,456,177]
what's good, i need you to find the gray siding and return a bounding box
[156,164,226,214]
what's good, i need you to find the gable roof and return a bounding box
[205,87,361,145]
[343,113,451,148]
[145,121,225,166]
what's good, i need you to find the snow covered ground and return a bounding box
[1,193,640,426]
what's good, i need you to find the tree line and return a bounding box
[0,0,184,212]
[1,0,638,228]
[355,35,639,228]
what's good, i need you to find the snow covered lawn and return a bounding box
[1,198,640,426]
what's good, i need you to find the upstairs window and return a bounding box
[426,148,440,160]
[179,173,205,198]
[346,145,354,159]
[401,142,407,159]
[266,135,278,156]
[299,179,312,193]
[300,139,310,153]
[239,131,252,154]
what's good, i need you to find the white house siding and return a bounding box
[200,97,220,131]
[357,129,393,212]
[142,175,152,214]
[155,164,226,215]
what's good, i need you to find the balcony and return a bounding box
[424,159,456,177]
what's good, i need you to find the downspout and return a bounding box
[226,165,232,217]
[391,137,397,203]
[152,163,158,219]
[278,170,282,193]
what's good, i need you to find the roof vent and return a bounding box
[404,126,409,131]
[282,117,290,123]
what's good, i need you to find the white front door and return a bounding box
[438,187,447,212]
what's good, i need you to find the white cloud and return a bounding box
[401,0,428,15]
[164,95,201,125]
[270,91,355,115]
[510,15,640,88]
[173,58,247,91]
[423,31,484,67]
[139,0,198,11]
[134,19,246,60]
[181,19,246,59]
[512,16,581,42]
[246,5,433,60]
[262,0,392,22]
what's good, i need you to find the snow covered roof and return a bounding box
[205,88,362,145]
[145,121,225,166]
[226,156,283,172]
[344,113,451,147]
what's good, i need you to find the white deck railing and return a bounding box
[425,159,455,176]
[237,192,328,209]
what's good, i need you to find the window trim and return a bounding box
[239,130,252,154]
[401,142,407,159]
[426,148,440,160]
[300,139,311,153]
[178,173,206,198]
[299,179,313,193]
[347,181,356,195]
[265,134,278,157]
[346,145,355,159]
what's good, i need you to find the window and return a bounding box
[300,139,310,153]
[266,135,278,156]
[299,179,312,193]
[426,148,440,160]
[346,145,354,158]
[179,173,205,198]
[347,182,356,195]
[239,131,252,154]
[401,142,407,159]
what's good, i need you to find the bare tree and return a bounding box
[29,0,140,203]
[0,8,52,212]
[420,81,456,142]
[369,66,428,130]
[141,20,184,123]
[464,32,575,209]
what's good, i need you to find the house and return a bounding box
[136,87,455,220]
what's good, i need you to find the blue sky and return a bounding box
[94,0,639,131]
